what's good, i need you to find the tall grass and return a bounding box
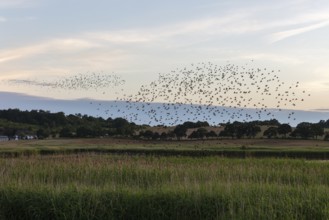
[1,155,329,219]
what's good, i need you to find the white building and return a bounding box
[0,136,9,142]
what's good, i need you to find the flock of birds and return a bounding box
[7,72,125,91]
[6,62,310,126]
[111,62,310,125]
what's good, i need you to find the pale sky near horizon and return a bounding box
[1,0,329,111]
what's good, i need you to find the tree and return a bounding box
[152,132,160,140]
[183,121,209,129]
[318,120,329,128]
[3,127,16,137]
[59,127,73,138]
[277,124,292,138]
[206,130,217,139]
[196,128,208,139]
[311,124,324,139]
[188,128,208,139]
[222,122,247,139]
[140,130,153,140]
[173,125,188,140]
[37,128,49,139]
[293,122,313,139]
[222,123,237,139]
[244,123,261,138]
[263,127,278,139]
[235,124,247,139]
[293,122,324,140]
[76,126,94,138]
[160,132,167,140]
[324,133,329,141]
[111,118,135,136]
[188,131,199,139]
[167,131,176,140]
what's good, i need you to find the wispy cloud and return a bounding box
[311,109,329,112]
[301,81,329,92]
[87,8,329,46]
[7,79,56,87]
[0,38,100,64]
[0,12,253,64]
[86,13,251,44]
[269,19,329,43]
[0,55,21,63]
[242,53,303,65]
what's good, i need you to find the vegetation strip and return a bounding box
[2,147,329,159]
[1,155,329,219]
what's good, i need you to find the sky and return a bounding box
[1,0,329,111]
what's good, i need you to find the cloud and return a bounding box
[85,12,256,47]
[87,31,155,44]
[0,38,100,64]
[0,0,38,8]
[1,2,329,80]
[312,109,329,112]
[7,79,56,87]
[242,53,303,64]
[301,81,329,93]
[5,5,329,64]
[0,55,21,63]
[0,12,254,65]
[269,19,329,43]
[86,8,329,47]
[0,17,6,22]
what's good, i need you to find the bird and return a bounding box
[6,61,310,127]
[108,61,310,126]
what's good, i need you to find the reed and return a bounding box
[1,155,329,219]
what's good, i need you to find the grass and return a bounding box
[1,138,329,159]
[1,153,329,219]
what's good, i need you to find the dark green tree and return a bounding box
[167,131,176,140]
[311,124,324,139]
[188,128,208,139]
[140,130,153,140]
[263,127,278,139]
[244,123,261,138]
[277,124,292,138]
[206,130,218,139]
[196,128,208,139]
[36,128,50,139]
[324,133,329,141]
[112,118,135,136]
[188,131,199,139]
[59,127,73,138]
[293,122,313,139]
[222,123,236,139]
[76,126,94,138]
[152,132,160,140]
[173,125,188,140]
[160,132,167,140]
[183,121,209,129]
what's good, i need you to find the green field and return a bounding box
[1,139,329,219]
[1,138,329,159]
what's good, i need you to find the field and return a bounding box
[1,138,329,159]
[1,138,329,219]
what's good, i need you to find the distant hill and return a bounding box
[1,91,329,126]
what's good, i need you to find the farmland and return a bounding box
[1,139,329,219]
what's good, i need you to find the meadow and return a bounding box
[1,139,329,219]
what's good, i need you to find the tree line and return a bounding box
[139,119,329,141]
[0,108,328,140]
[0,109,140,139]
